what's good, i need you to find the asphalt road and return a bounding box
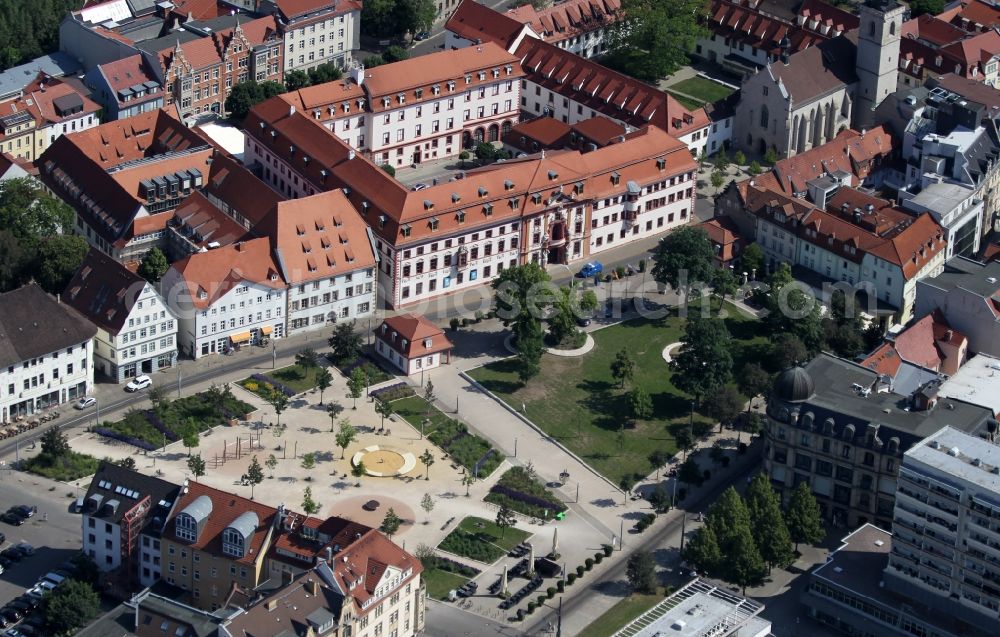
[0,473,83,607]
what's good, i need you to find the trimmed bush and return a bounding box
[546,587,556,598]
[527,602,536,612]
[461,318,471,326]
[603,544,613,557]
[576,565,585,577]
[516,609,525,621]
[567,573,577,585]
[475,310,485,322]
[585,558,594,570]
[450,318,460,331]
[556,580,565,592]
[370,383,415,402]
[594,552,603,563]
[536,595,546,607]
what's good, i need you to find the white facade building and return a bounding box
[901,181,984,259]
[0,284,96,424]
[374,313,453,375]
[269,0,362,72]
[161,238,288,359]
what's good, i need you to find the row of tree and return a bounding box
[0,0,79,71]
[361,0,436,38]
[682,479,825,593]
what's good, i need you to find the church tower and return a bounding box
[854,0,906,128]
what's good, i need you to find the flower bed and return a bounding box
[485,466,567,519]
[371,382,415,402]
[243,373,297,398]
[93,427,157,451]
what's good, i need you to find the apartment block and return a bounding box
[265,0,361,72]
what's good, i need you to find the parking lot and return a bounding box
[0,469,83,608]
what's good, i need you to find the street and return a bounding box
[0,471,83,607]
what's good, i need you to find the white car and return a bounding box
[73,397,97,410]
[125,375,152,392]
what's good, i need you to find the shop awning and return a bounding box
[230,331,252,344]
[260,326,273,336]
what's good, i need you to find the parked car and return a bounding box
[414,30,430,40]
[576,317,591,327]
[0,513,23,526]
[0,556,12,570]
[0,547,21,561]
[412,183,428,191]
[16,544,33,557]
[125,375,152,392]
[0,531,5,544]
[73,397,97,410]
[579,262,603,278]
[0,608,22,623]
[9,506,35,519]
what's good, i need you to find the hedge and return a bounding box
[94,427,157,451]
[372,382,415,402]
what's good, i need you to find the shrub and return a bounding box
[546,587,556,598]
[450,317,460,331]
[461,318,471,326]
[527,602,536,612]
[567,573,577,585]
[516,609,525,621]
[243,380,258,391]
[576,565,585,577]
[556,580,565,592]
[369,383,415,402]
[585,558,594,570]
[638,259,646,273]
[475,310,485,322]
[536,595,546,607]
[603,544,613,557]
[594,552,603,563]
[381,163,396,176]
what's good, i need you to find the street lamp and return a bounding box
[272,339,277,370]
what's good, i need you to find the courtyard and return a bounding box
[467,303,765,485]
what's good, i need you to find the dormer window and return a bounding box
[465,75,472,84]
[656,158,666,170]
[548,170,558,180]
[456,210,466,223]
[504,179,514,190]
[505,65,513,74]
[478,72,486,81]
[401,224,412,237]
[492,69,500,78]
[415,88,424,98]
[478,186,488,197]
[378,214,387,228]
[424,337,432,348]
[509,198,520,210]
[447,81,456,91]
[574,181,584,195]
[423,200,434,210]
[611,172,620,185]
[531,193,542,204]
[382,97,390,107]
[483,203,494,216]
[451,193,461,203]
[221,512,258,559]
[175,514,197,542]
[397,93,405,104]
[429,217,439,231]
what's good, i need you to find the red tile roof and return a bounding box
[506,0,621,45]
[946,0,1000,30]
[167,237,285,309]
[255,190,377,284]
[571,116,627,147]
[328,529,422,612]
[445,0,530,50]
[891,310,968,371]
[514,37,710,136]
[376,313,453,359]
[63,248,150,334]
[273,0,361,19]
[861,342,903,377]
[203,151,284,228]
[155,16,281,75]
[97,55,162,106]
[172,190,251,249]
[166,481,278,566]
[507,117,572,148]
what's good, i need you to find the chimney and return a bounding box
[350,65,365,87]
[325,546,333,563]
[289,104,296,116]
[348,149,355,160]
[235,242,244,252]
[305,578,320,596]
[944,329,953,341]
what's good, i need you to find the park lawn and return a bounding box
[577,591,664,637]
[438,516,531,563]
[269,364,324,393]
[468,302,766,485]
[669,76,734,105]
[423,568,470,600]
[665,91,704,112]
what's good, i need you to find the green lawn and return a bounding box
[665,91,704,112]
[668,76,734,105]
[438,516,531,563]
[423,568,471,600]
[577,592,665,637]
[241,363,325,396]
[23,451,100,482]
[468,303,766,484]
[485,466,566,519]
[391,396,503,477]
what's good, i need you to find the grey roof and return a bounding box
[137,592,225,637]
[83,460,181,527]
[918,256,1000,297]
[228,510,259,539]
[135,29,202,54]
[891,361,939,397]
[771,353,993,451]
[0,52,83,100]
[0,284,98,369]
[306,606,338,627]
[180,494,214,522]
[905,182,977,217]
[938,354,1000,418]
[906,426,1000,496]
[773,366,815,402]
[767,33,858,104]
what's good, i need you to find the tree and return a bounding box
[710,170,725,189]
[610,348,635,388]
[703,385,744,432]
[300,452,317,472]
[347,367,366,409]
[420,493,435,522]
[748,160,762,176]
[674,427,695,460]
[745,473,794,572]
[336,419,357,459]
[515,319,544,384]
[307,62,343,85]
[284,69,310,91]
[296,348,318,369]
[117,456,136,470]
[706,486,752,551]
[138,247,168,284]
[423,379,435,405]
[0,230,28,292]
[728,525,767,594]
[268,389,290,428]
[380,507,403,538]
[0,178,74,249]
[678,456,702,487]
[327,401,345,431]
[743,412,763,440]
[352,460,367,480]
[43,579,100,635]
[649,449,670,479]
[302,486,320,515]
[187,453,206,478]
[246,456,264,500]
[763,148,779,166]
[375,400,393,431]
[35,235,88,294]
[737,363,773,414]
[711,267,738,301]
[628,386,653,422]
[493,261,552,328]
[786,482,825,552]
[605,0,707,81]
[734,150,747,166]
[495,503,517,538]
[908,0,943,17]
[547,285,582,347]
[40,425,69,459]
[411,0,437,32]
[580,289,599,313]
[682,525,722,575]
[315,368,333,404]
[181,419,200,457]
[626,550,657,594]
[741,243,764,279]
[771,333,809,371]
[382,45,410,63]
[764,279,823,353]
[461,473,475,496]
[265,453,278,478]
[224,79,285,120]
[670,316,733,404]
[328,322,363,364]
[651,226,715,298]
[68,554,100,586]
[419,448,435,480]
